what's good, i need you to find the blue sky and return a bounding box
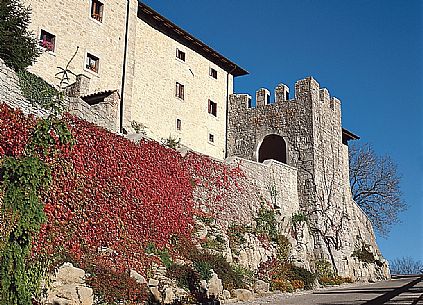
[141,0,423,262]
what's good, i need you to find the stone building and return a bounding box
[24,0,247,159]
[226,78,387,278]
[19,0,388,279]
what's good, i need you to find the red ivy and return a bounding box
[0,103,244,276]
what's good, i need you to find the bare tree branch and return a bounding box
[349,142,406,236]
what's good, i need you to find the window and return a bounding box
[86,53,99,73]
[208,133,214,143]
[208,100,217,117]
[247,97,252,108]
[176,119,181,131]
[176,48,185,61]
[176,82,184,100]
[39,30,55,52]
[91,0,104,22]
[209,67,217,79]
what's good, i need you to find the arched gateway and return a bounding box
[258,134,287,164]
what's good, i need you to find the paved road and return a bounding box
[234,275,423,305]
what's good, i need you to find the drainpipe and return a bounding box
[225,64,237,158]
[120,0,131,133]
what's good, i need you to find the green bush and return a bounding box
[286,265,316,290]
[255,206,278,241]
[193,260,212,281]
[315,259,334,278]
[274,234,291,261]
[0,0,40,71]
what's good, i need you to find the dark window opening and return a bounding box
[209,133,214,143]
[247,97,252,108]
[176,82,184,99]
[91,0,104,22]
[176,119,181,130]
[209,67,217,79]
[86,53,99,73]
[208,100,217,117]
[286,92,289,100]
[39,30,55,52]
[176,48,185,61]
[258,134,287,164]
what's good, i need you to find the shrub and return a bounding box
[271,278,293,292]
[86,265,148,304]
[318,276,353,286]
[255,206,278,241]
[274,234,291,261]
[193,260,212,281]
[287,265,316,290]
[0,0,40,71]
[315,259,334,278]
[228,224,249,252]
[166,264,200,292]
[291,211,308,225]
[290,279,305,290]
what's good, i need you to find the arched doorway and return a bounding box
[258,134,287,163]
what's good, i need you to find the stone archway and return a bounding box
[258,134,287,164]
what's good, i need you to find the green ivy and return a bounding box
[0,157,50,305]
[17,70,63,114]
[255,206,278,241]
[292,211,308,225]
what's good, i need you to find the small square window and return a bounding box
[208,133,214,143]
[176,48,185,61]
[91,0,104,22]
[209,67,217,79]
[39,30,55,52]
[176,119,181,131]
[86,53,99,73]
[208,100,217,117]
[176,82,184,100]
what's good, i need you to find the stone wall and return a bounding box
[0,58,118,132]
[0,59,49,117]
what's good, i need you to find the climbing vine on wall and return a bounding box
[0,104,73,305]
[0,102,245,302]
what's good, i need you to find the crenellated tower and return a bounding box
[227,77,359,262]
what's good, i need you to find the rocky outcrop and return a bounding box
[44,263,93,305]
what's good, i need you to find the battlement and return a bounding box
[230,77,341,111]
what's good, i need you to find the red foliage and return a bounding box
[0,104,36,157]
[0,103,244,277]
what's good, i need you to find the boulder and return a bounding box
[253,279,270,294]
[130,269,147,284]
[233,289,254,302]
[207,270,223,298]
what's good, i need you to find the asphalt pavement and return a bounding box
[232,275,423,305]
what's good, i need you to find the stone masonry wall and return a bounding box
[0,58,118,132]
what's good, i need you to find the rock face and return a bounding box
[45,263,93,305]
